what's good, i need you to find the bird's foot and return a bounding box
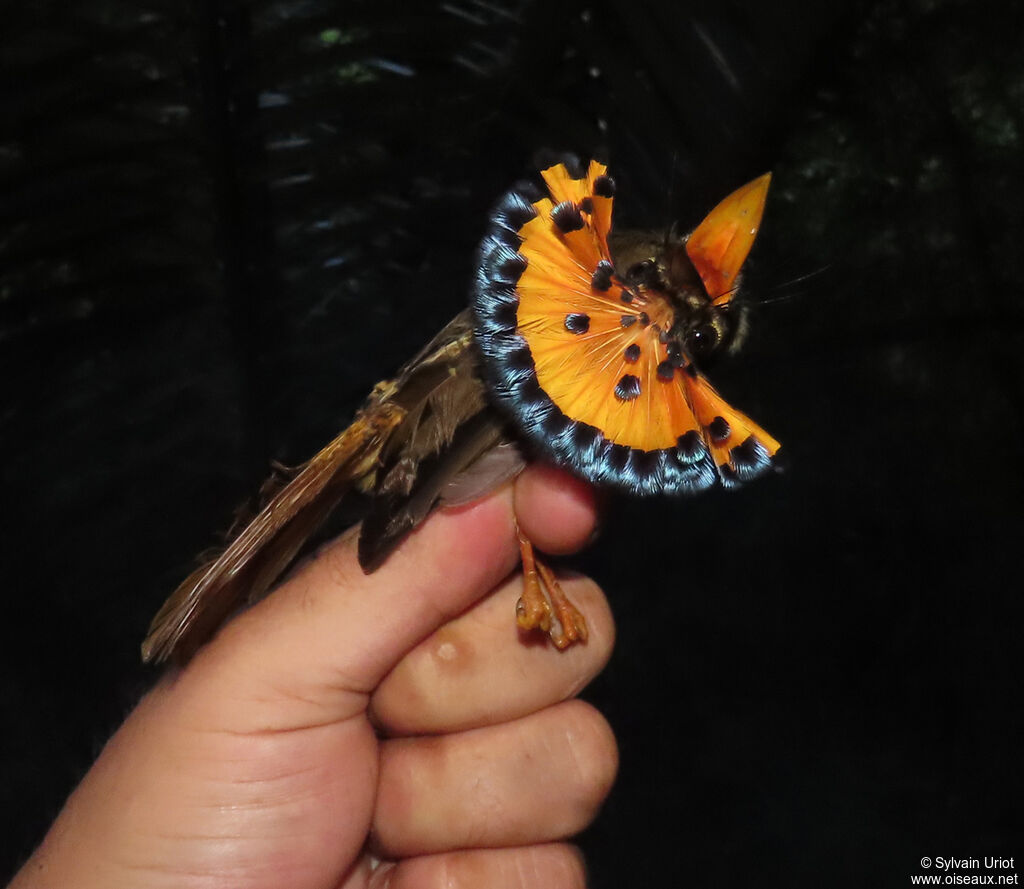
[516,529,588,649]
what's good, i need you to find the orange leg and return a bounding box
[516,528,588,649]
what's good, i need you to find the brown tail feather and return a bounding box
[142,310,522,666]
[141,402,406,664]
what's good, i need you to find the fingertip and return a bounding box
[514,463,599,555]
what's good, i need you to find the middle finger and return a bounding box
[369,572,614,736]
[372,698,617,857]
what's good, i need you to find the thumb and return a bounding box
[171,487,521,733]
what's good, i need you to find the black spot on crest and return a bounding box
[676,430,706,461]
[620,289,634,304]
[638,312,650,327]
[564,312,590,334]
[624,344,640,362]
[728,436,772,482]
[591,261,614,291]
[620,314,637,328]
[657,361,674,381]
[594,175,616,197]
[709,416,731,443]
[579,197,594,214]
[551,201,585,232]
[615,374,642,401]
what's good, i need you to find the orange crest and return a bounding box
[686,173,771,305]
[473,159,779,495]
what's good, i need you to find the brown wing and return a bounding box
[142,310,514,665]
[358,407,509,570]
[356,312,512,569]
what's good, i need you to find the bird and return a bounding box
[142,155,779,665]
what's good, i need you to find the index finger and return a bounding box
[176,464,599,734]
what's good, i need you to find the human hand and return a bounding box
[11,464,616,889]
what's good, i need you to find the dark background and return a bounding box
[3,0,1022,885]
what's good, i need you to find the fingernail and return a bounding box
[368,859,396,889]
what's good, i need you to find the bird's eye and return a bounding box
[686,322,720,358]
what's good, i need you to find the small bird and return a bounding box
[142,156,779,665]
